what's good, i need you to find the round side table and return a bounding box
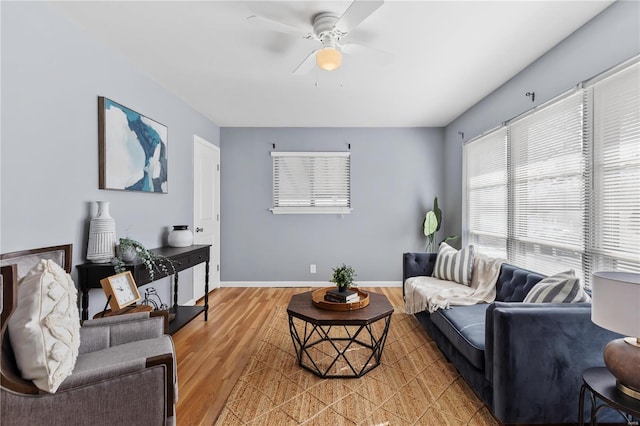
[578,367,640,425]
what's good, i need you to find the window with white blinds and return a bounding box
[509,91,586,278]
[271,152,351,214]
[463,56,639,285]
[586,61,640,275]
[463,128,508,259]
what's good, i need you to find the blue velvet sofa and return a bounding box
[403,252,620,425]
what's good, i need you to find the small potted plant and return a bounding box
[115,237,174,281]
[330,264,357,293]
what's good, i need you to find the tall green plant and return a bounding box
[424,196,443,252]
[424,196,460,251]
[433,196,442,233]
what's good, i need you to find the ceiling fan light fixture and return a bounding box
[316,47,342,71]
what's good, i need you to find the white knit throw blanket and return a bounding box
[404,253,505,314]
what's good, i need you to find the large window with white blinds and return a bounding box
[271,152,351,214]
[586,61,640,275]
[509,91,586,278]
[463,57,639,285]
[463,128,508,259]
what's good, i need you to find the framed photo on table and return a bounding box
[99,271,142,311]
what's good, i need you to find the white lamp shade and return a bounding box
[591,271,640,337]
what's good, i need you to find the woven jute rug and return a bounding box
[215,305,498,425]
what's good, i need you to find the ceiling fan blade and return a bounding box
[293,50,318,75]
[247,15,308,37]
[335,0,383,34]
[341,42,393,66]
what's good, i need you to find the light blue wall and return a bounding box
[220,127,443,282]
[4,1,637,297]
[1,2,220,314]
[443,0,640,239]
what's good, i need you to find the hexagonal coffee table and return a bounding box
[287,290,393,378]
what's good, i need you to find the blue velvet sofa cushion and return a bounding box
[430,304,488,370]
[495,264,544,302]
[402,252,437,280]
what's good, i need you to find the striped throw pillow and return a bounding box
[432,243,474,286]
[523,270,591,303]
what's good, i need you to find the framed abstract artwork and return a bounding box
[98,97,168,193]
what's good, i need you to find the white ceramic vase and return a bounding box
[168,225,194,247]
[86,201,116,263]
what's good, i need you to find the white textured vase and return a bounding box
[86,201,116,263]
[168,225,194,247]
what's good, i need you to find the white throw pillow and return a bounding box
[7,259,80,393]
[432,243,474,286]
[523,270,591,303]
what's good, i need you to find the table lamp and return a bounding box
[591,271,640,400]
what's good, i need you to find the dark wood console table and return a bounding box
[77,245,210,334]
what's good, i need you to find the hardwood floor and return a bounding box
[172,287,404,425]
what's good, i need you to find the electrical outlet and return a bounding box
[310,264,316,274]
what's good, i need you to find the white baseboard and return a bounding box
[220,281,402,288]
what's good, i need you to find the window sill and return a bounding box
[270,207,353,215]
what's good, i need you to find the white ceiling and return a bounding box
[53,1,613,127]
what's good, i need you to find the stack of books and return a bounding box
[324,288,360,303]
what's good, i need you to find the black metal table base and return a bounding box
[288,315,391,378]
[578,368,640,426]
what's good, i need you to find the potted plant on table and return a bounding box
[114,237,174,281]
[330,264,357,293]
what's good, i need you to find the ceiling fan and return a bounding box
[247,0,388,75]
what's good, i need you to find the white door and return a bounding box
[193,136,220,301]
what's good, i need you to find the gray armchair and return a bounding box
[1,245,177,426]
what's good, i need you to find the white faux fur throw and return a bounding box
[404,253,505,314]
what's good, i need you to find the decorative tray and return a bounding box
[312,287,370,311]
